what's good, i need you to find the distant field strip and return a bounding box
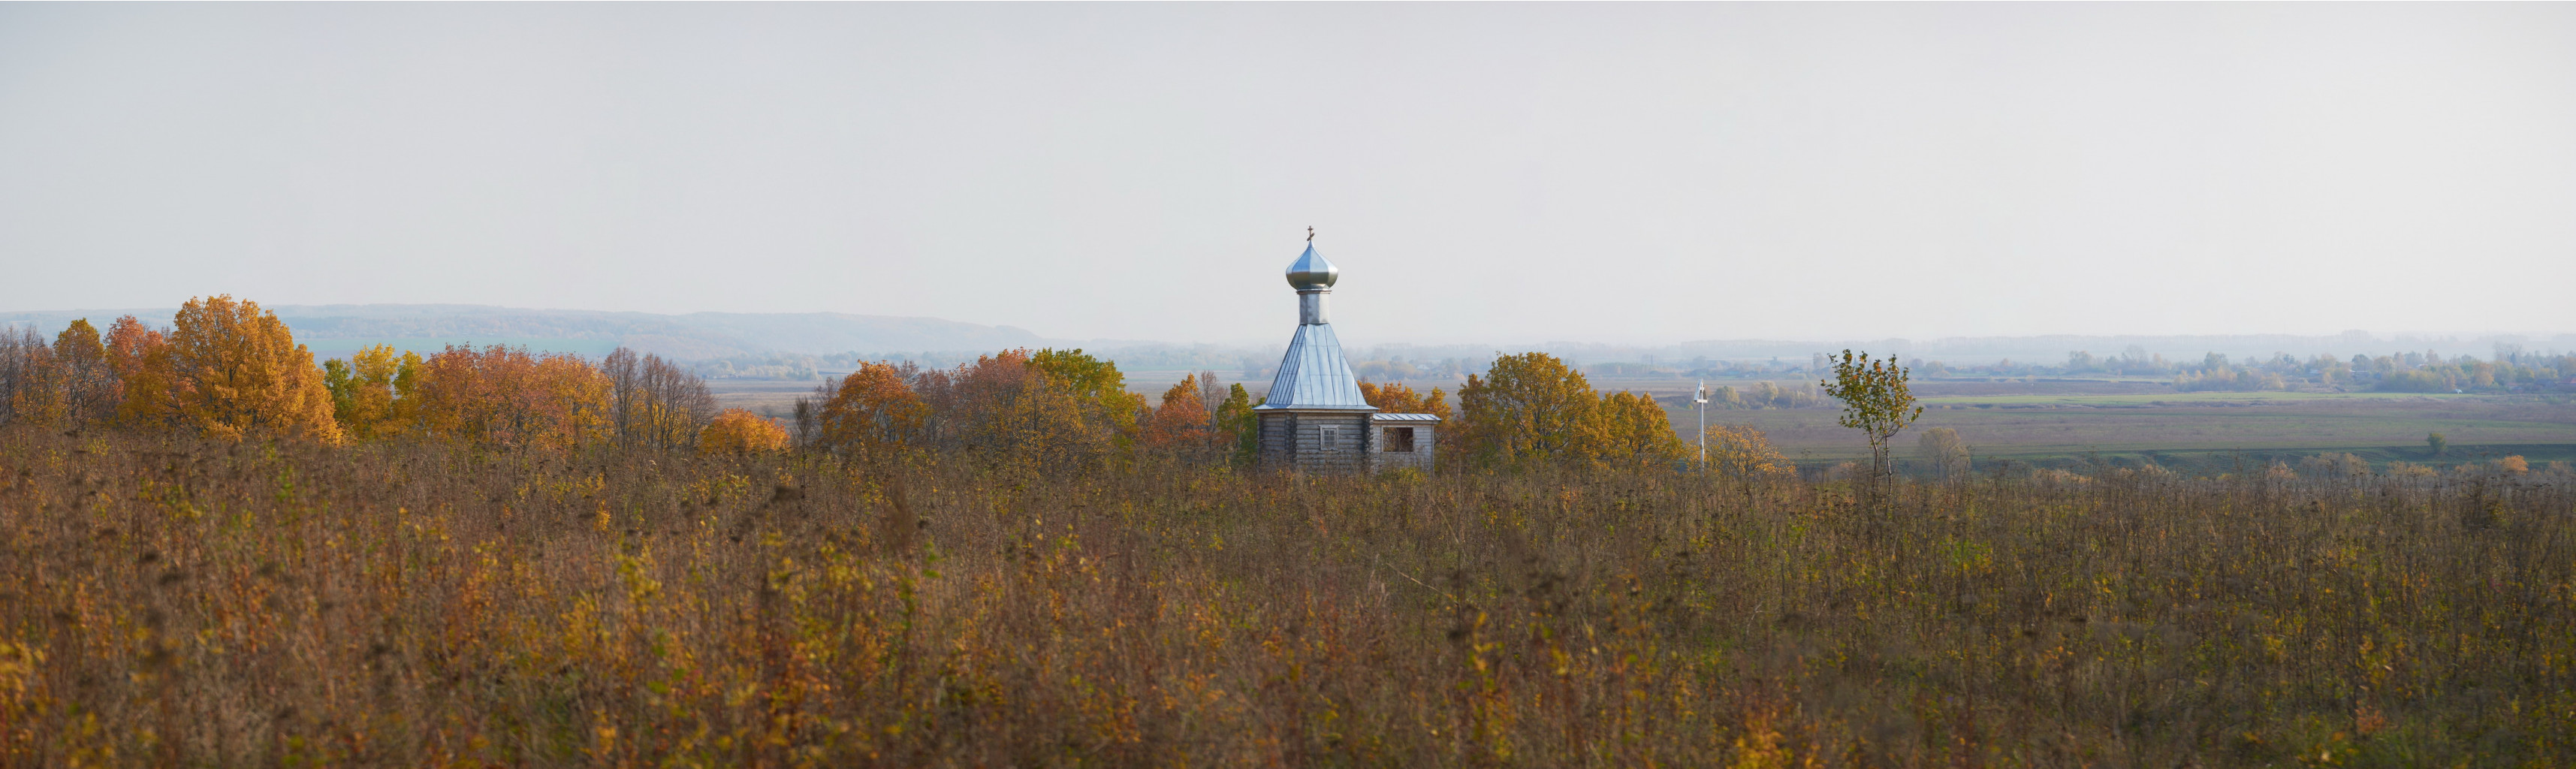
[1692,396,2576,460]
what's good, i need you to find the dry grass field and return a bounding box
[3,427,2572,766]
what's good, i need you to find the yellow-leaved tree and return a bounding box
[1456,352,1603,469]
[322,343,422,440]
[1706,425,1793,481]
[1593,390,1687,468]
[700,409,790,454]
[165,296,342,444]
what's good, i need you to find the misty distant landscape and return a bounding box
[5,3,2574,765]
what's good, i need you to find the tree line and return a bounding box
[0,296,780,452]
[0,296,1724,472]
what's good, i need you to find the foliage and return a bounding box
[2374,369,2451,393]
[1457,352,1601,468]
[1703,424,1792,481]
[407,344,612,450]
[50,319,116,424]
[1819,349,1922,487]
[1143,372,1235,463]
[813,361,931,463]
[2298,451,2372,478]
[103,315,179,430]
[2427,431,2448,456]
[3,429,2571,764]
[1706,381,1824,410]
[1457,352,1696,470]
[1029,347,1145,442]
[321,343,422,441]
[698,408,789,454]
[164,295,343,445]
[1356,380,1452,420]
[1593,390,1687,467]
[1217,383,1258,465]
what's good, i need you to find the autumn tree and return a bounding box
[1216,383,1258,466]
[322,344,422,440]
[1145,372,1226,460]
[816,361,931,463]
[52,320,118,424]
[1030,348,1146,445]
[1704,424,1792,482]
[1820,349,1920,497]
[409,345,610,450]
[164,296,342,444]
[104,315,180,430]
[699,409,790,454]
[1593,391,1687,468]
[1456,352,1602,469]
[1357,380,1453,420]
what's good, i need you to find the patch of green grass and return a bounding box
[1920,391,2470,407]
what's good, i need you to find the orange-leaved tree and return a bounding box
[165,296,342,444]
[699,408,790,454]
[1145,373,1214,454]
[1357,380,1453,421]
[409,345,610,450]
[817,361,929,462]
[105,315,182,430]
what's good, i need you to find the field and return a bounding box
[1584,377,2576,472]
[4,428,2573,765]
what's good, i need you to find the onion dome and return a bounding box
[1284,243,1339,290]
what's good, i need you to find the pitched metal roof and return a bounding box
[1255,321,1376,412]
[1371,412,1442,422]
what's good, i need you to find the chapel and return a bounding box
[1253,238,1440,472]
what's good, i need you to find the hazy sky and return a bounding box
[3,4,2571,345]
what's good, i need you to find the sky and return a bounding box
[2,4,2571,347]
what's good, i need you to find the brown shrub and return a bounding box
[0,427,2570,765]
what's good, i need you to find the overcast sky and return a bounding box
[3,4,2571,345]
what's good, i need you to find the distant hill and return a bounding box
[0,305,1045,360]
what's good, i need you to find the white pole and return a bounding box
[1694,379,1709,471]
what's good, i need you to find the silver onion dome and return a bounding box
[1285,243,1339,290]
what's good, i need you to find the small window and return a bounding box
[1386,427,1416,453]
[1320,427,1338,451]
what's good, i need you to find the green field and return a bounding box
[1597,378,2576,470]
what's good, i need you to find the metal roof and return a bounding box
[1371,412,1442,422]
[1285,243,1340,290]
[1255,321,1375,412]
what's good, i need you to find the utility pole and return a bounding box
[1693,379,1709,471]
